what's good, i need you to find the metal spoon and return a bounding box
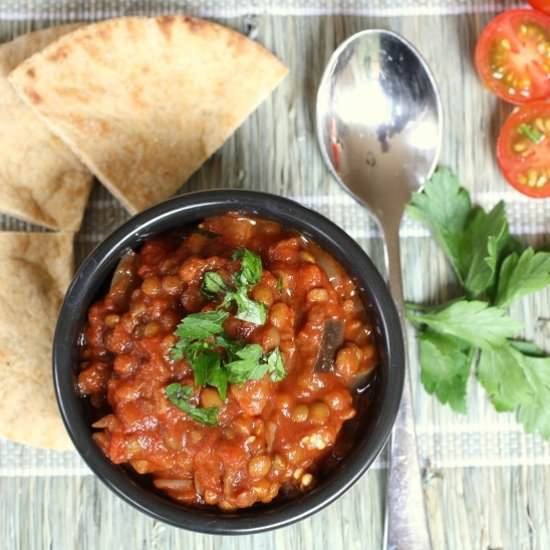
[316,30,442,549]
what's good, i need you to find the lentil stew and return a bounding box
[77,213,378,510]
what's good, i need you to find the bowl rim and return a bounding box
[53,190,404,534]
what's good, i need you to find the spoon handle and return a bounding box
[383,220,432,550]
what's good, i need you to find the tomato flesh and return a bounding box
[475,9,550,104]
[528,1,550,16]
[497,102,550,198]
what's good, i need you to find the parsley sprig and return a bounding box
[167,311,286,424]
[406,168,550,438]
[166,249,287,426]
[202,248,267,325]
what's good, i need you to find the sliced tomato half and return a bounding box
[497,102,550,198]
[528,1,550,16]
[475,9,550,104]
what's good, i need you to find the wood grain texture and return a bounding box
[0,6,549,550]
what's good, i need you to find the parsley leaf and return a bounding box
[516,353,550,439]
[165,383,219,426]
[508,339,547,357]
[459,202,511,298]
[418,330,473,413]
[173,310,228,342]
[189,350,220,387]
[225,344,267,383]
[189,350,228,400]
[225,345,287,384]
[494,248,550,308]
[406,300,522,350]
[233,249,263,287]
[477,344,533,412]
[215,334,244,357]
[266,348,286,382]
[407,168,471,282]
[207,366,229,401]
[201,249,267,326]
[170,310,229,361]
[202,272,228,297]
[477,343,550,437]
[230,288,268,325]
[408,170,515,298]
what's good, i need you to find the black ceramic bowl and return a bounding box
[53,190,404,534]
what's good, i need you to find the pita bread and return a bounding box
[9,16,288,214]
[0,25,93,231]
[0,231,73,450]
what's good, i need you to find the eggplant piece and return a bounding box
[314,318,345,372]
[110,248,137,289]
[109,248,139,310]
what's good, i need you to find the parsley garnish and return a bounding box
[406,168,550,438]
[202,272,228,297]
[168,249,288,411]
[232,248,263,286]
[225,344,268,383]
[228,290,267,325]
[165,383,219,426]
[171,310,228,350]
[202,248,267,325]
[266,348,286,382]
[223,345,286,383]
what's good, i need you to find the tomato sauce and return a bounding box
[78,213,378,510]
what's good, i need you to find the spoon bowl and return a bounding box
[317,29,441,223]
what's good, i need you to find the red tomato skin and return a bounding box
[497,102,550,198]
[475,9,550,105]
[528,1,550,15]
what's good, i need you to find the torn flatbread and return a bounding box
[0,231,74,450]
[0,25,93,231]
[9,16,288,213]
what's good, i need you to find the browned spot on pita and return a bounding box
[79,39,102,61]
[184,16,207,33]
[66,114,111,136]
[131,85,148,110]
[54,86,89,103]
[125,18,139,41]
[98,26,112,41]
[26,67,35,79]
[47,44,69,62]
[227,31,249,55]
[156,16,175,41]
[24,86,42,104]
